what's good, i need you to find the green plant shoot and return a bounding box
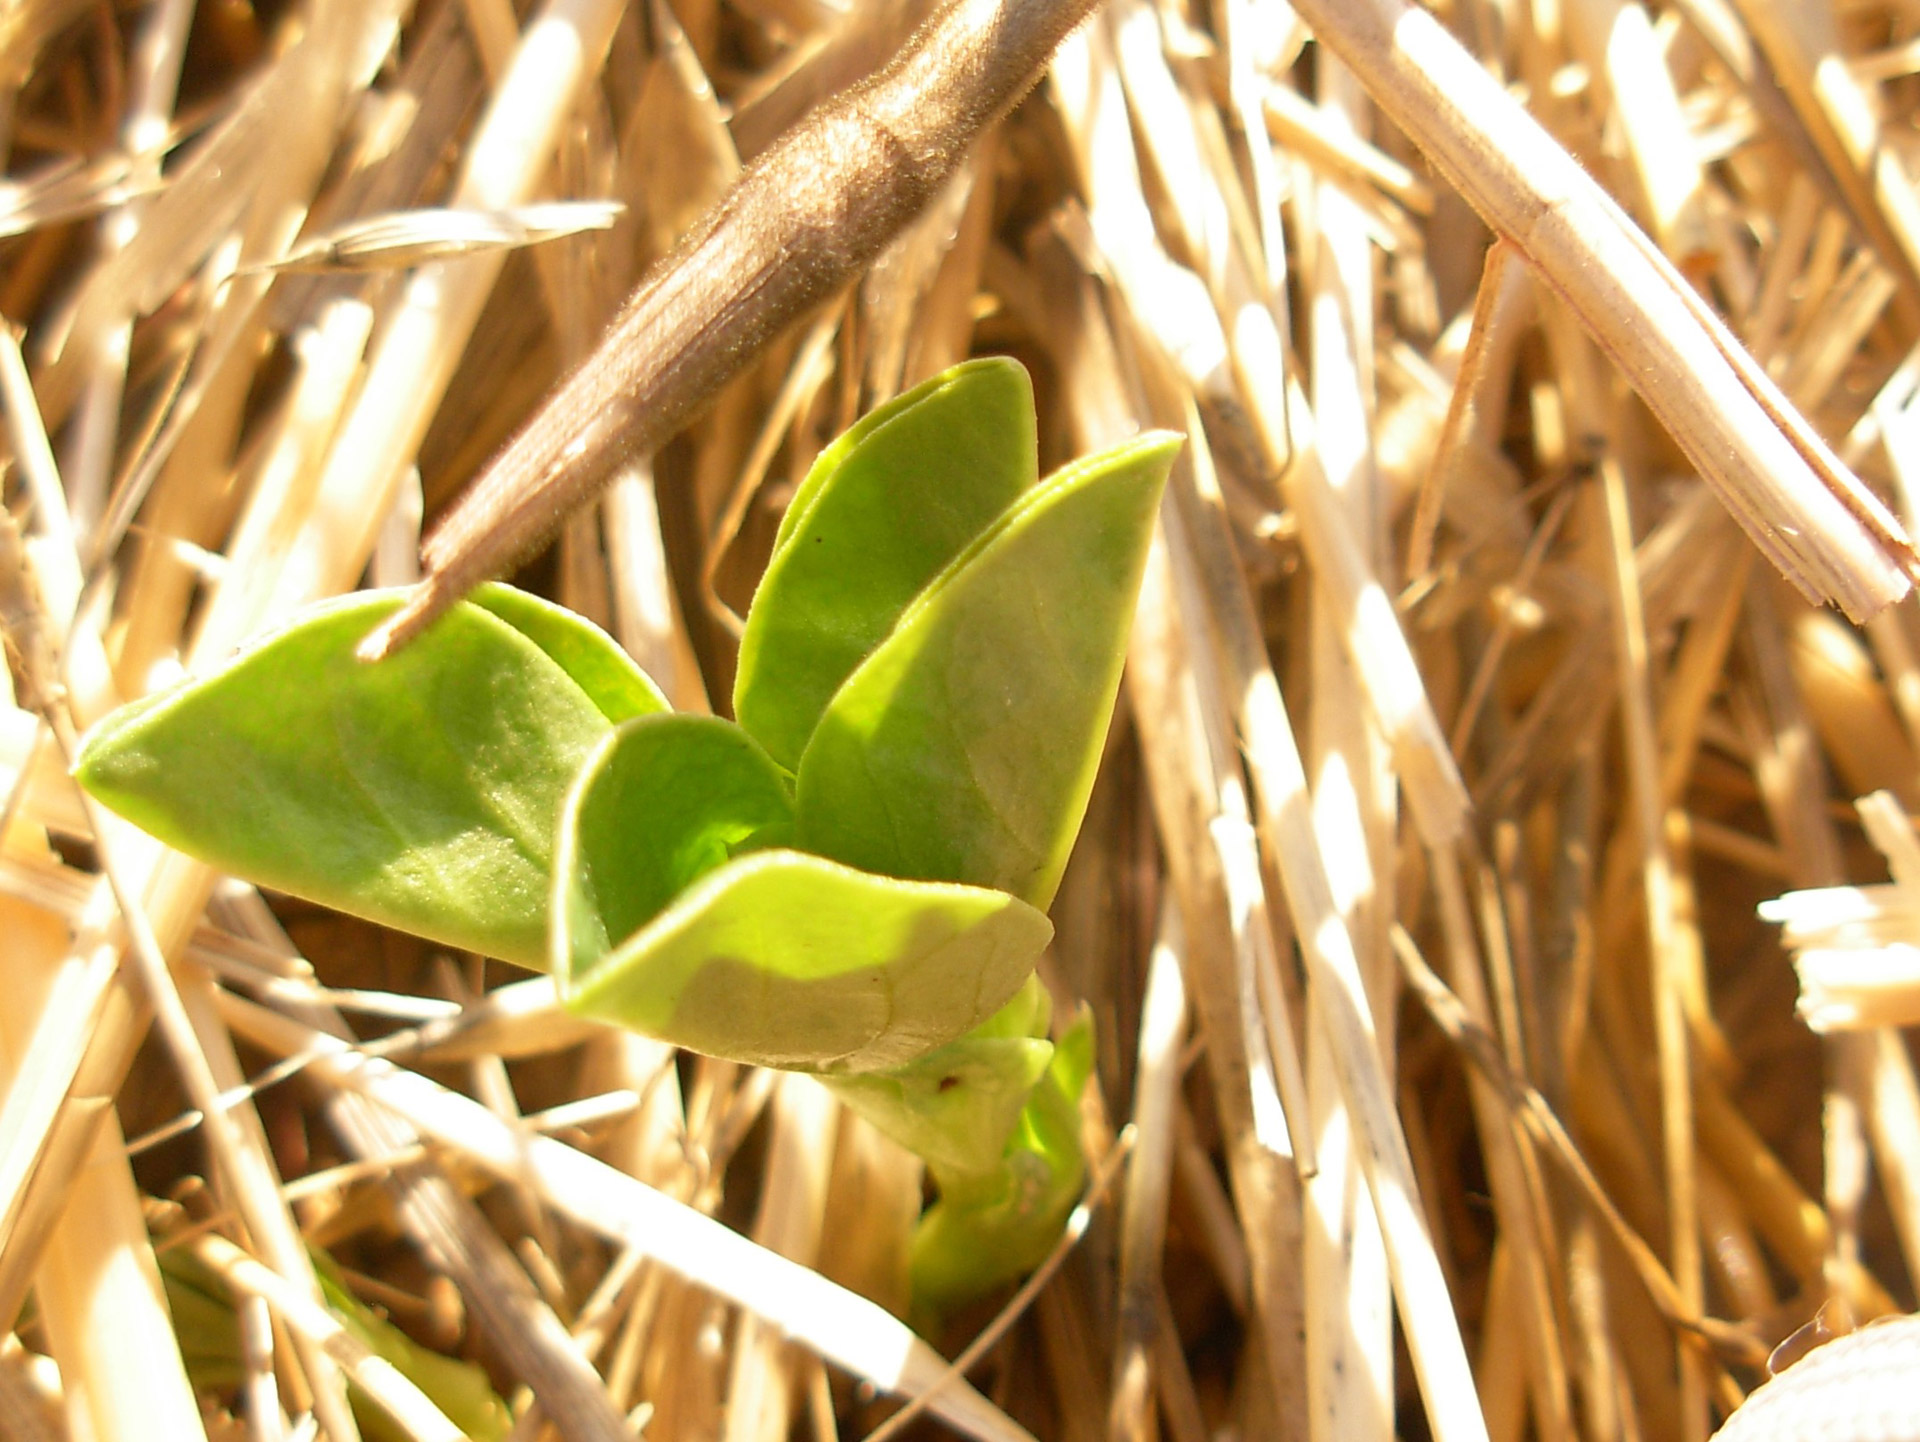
[160,1245,511,1440]
[77,357,1180,1313]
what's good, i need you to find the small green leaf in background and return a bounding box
[160,1246,511,1442]
[796,431,1180,908]
[157,1248,244,1398]
[313,1254,512,1442]
[734,358,1038,771]
[74,589,647,968]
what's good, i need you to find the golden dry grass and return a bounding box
[4,1,1920,1440]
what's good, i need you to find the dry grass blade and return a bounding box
[0,155,164,241]
[1393,924,1766,1368]
[245,200,626,274]
[215,990,1038,1442]
[1764,791,1920,1030]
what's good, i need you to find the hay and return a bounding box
[3,0,1920,1439]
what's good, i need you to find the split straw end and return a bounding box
[357,579,455,662]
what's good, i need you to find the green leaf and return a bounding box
[75,590,611,968]
[314,1253,511,1442]
[908,1007,1095,1318]
[818,976,1056,1177]
[796,431,1180,908]
[470,583,668,722]
[158,1248,244,1396]
[555,732,1053,1068]
[557,714,796,956]
[161,1247,510,1441]
[161,1244,510,1436]
[734,358,1038,771]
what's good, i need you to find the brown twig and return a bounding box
[362,0,1110,659]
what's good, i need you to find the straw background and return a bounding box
[4,1,1920,1440]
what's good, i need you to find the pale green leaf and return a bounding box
[908,1006,1095,1316]
[75,590,610,968]
[316,1253,511,1442]
[554,820,1051,1072]
[556,714,795,958]
[796,432,1180,908]
[469,582,668,723]
[818,976,1055,1177]
[734,358,1038,770]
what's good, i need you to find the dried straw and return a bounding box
[5,2,1920,1440]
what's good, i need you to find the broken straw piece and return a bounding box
[1761,791,1920,1029]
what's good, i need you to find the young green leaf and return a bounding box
[908,1006,1095,1316]
[314,1253,512,1442]
[162,1246,511,1441]
[818,975,1056,1176]
[75,591,619,968]
[555,853,1051,1074]
[468,583,668,722]
[796,431,1180,908]
[556,714,795,956]
[555,724,1053,1070]
[822,1035,1054,1175]
[734,358,1038,770]
[158,1247,245,1397]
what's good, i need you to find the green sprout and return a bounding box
[160,1246,512,1441]
[77,357,1180,1315]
